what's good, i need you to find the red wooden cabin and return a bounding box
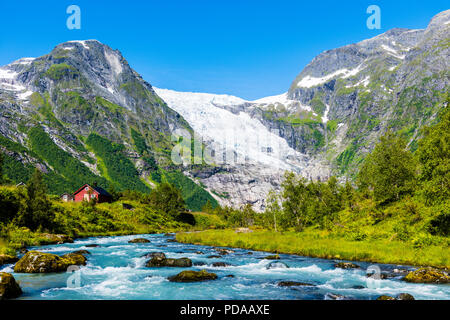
[73,184,112,203]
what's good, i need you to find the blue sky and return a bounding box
[0,1,448,100]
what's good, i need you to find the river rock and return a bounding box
[215,248,234,255]
[207,255,222,259]
[212,262,232,267]
[142,252,166,259]
[367,272,388,279]
[266,261,289,269]
[403,267,450,284]
[166,239,177,243]
[61,253,87,266]
[335,262,360,269]
[168,270,218,282]
[278,281,314,287]
[41,233,73,245]
[0,254,19,266]
[14,251,86,273]
[128,238,150,243]
[0,273,22,300]
[194,262,207,266]
[397,293,415,300]
[326,293,346,300]
[264,254,280,260]
[376,295,396,300]
[146,256,192,268]
[85,244,100,248]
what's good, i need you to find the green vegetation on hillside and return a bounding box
[163,170,218,212]
[86,133,149,192]
[28,127,108,193]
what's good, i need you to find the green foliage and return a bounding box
[336,140,359,173]
[45,63,79,80]
[281,173,346,229]
[416,102,450,205]
[86,133,149,193]
[164,170,218,211]
[147,182,185,219]
[16,169,55,231]
[28,127,108,193]
[357,131,417,204]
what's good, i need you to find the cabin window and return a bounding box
[91,194,96,199]
[85,187,89,191]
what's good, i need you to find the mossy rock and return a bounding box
[0,273,22,300]
[403,267,450,284]
[376,295,396,300]
[146,256,192,268]
[61,253,87,266]
[14,251,86,273]
[0,254,19,266]
[278,281,314,287]
[397,293,415,300]
[168,269,218,282]
[142,252,166,259]
[128,238,150,243]
[264,254,280,260]
[334,262,360,269]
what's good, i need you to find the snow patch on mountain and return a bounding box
[297,64,365,88]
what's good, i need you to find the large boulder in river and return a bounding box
[403,267,450,284]
[397,293,415,300]
[0,273,22,300]
[0,254,19,266]
[146,256,192,268]
[128,238,150,243]
[168,270,218,282]
[14,251,86,273]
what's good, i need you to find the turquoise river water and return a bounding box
[1,233,449,300]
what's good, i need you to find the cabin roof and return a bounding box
[73,184,111,197]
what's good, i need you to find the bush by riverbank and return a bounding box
[176,229,450,268]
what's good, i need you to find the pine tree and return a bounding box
[17,168,54,231]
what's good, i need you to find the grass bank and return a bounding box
[176,229,450,268]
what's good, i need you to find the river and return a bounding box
[1,233,449,300]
